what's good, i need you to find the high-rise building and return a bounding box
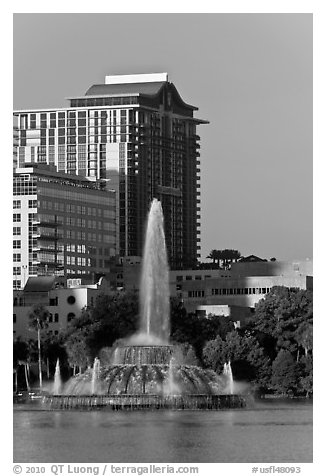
[13,164,116,289]
[13,73,208,268]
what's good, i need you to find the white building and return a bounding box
[13,276,110,340]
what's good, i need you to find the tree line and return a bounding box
[13,286,312,398]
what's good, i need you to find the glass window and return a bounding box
[13,213,21,222]
[13,280,21,289]
[13,200,21,209]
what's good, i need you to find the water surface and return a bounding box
[13,400,312,463]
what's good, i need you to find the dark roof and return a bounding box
[84,81,197,112]
[24,276,56,292]
[238,255,267,263]
[85,82,166,97]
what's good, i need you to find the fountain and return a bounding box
[91,357,101,395]
[223,361,234,395]
[52,359,62,395]
[45,199,245,410]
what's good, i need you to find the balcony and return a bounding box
[38,234,60,241]
[38,221,61,228]
[37,247,57,253]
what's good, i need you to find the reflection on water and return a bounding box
[13,401,312,463]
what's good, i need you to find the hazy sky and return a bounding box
[13,13,312,262]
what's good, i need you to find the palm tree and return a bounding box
[28,304,50,391]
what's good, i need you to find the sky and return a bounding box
[13,13,313,262]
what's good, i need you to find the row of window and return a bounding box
[13,312,75,324]
[176,274,212,282]
[13,295,77,307]
[186,287,272,298]
[211,287,271,295]
[19,133,129,146]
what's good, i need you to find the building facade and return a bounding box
[178,259,313,313]
[13,276,110,339]
[105,258,313,320]
[13,73,208,269]
[13,164,116,289]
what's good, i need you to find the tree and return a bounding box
[220,249,242,269]
[206,249,222,266]
[298,354,313,397]
[271,349,301,395]
[170,299,235,362]
[202,330,271,387]
[63,291,139,366]
[28,304,50,390]
[295,321,313,358]
[42,332,68,380]
[206,249,242,269]
[252,286,313,358]
[13,338,29,392]
[65,329,90,373]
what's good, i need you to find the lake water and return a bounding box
[13,400,312,463]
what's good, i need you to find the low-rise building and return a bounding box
[105,257,313,324]
[179,259,313,317]
[13,275,110,340]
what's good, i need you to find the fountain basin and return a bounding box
[43,393,246,411]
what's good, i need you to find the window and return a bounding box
[49,297,58,306]
[13,200,21,209]
[28,200,37,208]
[54,313,59,322]
[13,253,21,262]
[67,295,76,304]
[67,312,75,322]
[13,213,21,222]
[13,240,21,249]
[13,314,17,323]
[188,290,205,298]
